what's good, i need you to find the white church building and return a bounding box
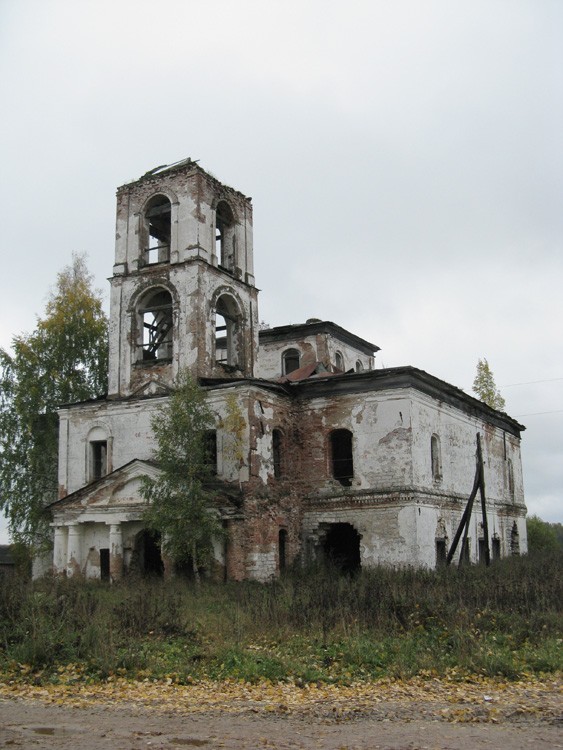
[46,158,527,581]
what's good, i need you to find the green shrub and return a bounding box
[1,549,561,682]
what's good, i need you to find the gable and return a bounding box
[49,459,160,514]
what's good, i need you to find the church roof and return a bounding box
[259,320,379,356]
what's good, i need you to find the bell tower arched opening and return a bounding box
[143,194,171,265]
[137,288,173,362]
[215,200,236,272]
[108,160,258,396]
[214,293,242,369]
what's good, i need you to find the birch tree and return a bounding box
[141,371,225,581]
[0,254,108,544]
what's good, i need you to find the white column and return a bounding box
[109,522,124,581]
[53,525,68,574]
[66,523,82,577]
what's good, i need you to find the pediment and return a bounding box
[50,459,161,513]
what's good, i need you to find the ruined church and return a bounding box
[47,159,527,580]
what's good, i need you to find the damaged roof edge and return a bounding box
[290,365,526,437]
[259,320,379,356]
[117,158,251,200]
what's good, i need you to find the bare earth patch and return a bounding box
[0,677,561,749]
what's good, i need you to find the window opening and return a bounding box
[204,430,218,475]
[431,434,442,480]
[330,429,354,486]
[99,548,110,581]
[279,529,287,572]
[215,201,235,271]
[214,294,239,367]
[436,539,447,567]
[140,289,173,361]
[334,351,344,371]
[145,195,171,265]
[91,440,107,480]
[282,348,300,375]
[355,360,364,372]
[492,536,501,561]
[272,429,282,478]
[215,311,228,363]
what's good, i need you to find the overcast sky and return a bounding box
[1,0,561,544]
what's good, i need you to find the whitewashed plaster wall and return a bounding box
[409,390,525,507]
[58,384,262,501]
[256,334,373,379]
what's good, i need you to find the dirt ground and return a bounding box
[1,678,561,750]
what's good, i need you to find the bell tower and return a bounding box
[107,159,258,398]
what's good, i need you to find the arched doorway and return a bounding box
[132,530,164,577]
[321,522,361,573]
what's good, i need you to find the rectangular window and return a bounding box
[492,537,501,561]
[330,429,354,486]
[91,441,107,480]
[204,430,218,475]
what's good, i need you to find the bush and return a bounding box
[1,550,561,683]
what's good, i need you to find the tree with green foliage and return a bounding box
[141,371,225,581]
[526,515,561,553]
[472,358,506,410]
[0,254,108,545]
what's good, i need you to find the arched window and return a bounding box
[215,293,241,367]
[435,539,447,567]
[282,348,300,375]
[334,351,344,371]
[431,434,442,480]
[330,429,354,486]
[355,360,364,372]
[87,426,110,481]
[215,201,235,271]
[144,195,171,265]
[272,428,282,478]
[138,288,173,361]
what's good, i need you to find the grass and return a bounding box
[0,550,561,685]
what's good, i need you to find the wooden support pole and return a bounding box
[446,463,479,566]
[477,433,491,566]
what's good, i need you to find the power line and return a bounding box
[514,409,563,417]
[503,378,563,388]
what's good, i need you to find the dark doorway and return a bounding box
[322,523,361,573]
[133,530,164,576]
[99,548,110,581]
[478,538,489,565]
[435,539,447,567]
